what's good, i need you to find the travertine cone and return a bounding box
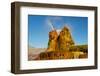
[58,26,74,51]
[47,30,58,52]
[47,26,74,52]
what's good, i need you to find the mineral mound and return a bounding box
[58,26,74,51]
[36,26,87,60]
[47,26,74,52]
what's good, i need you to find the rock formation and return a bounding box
[36,26,88,60]
[47,26,74,52]
[46,30,58,52]
[58,26,74,51]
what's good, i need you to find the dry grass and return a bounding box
[28,48,46,60]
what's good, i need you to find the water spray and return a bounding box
[47,20,55,30]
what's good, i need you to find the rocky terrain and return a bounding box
[28,26,88,60]
[28,48,46,60]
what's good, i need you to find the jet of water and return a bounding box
[47,20,55,30]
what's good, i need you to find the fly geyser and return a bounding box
[58,26,74,51]
[47,26,74,52]
[37,26,88,60]
[47,30,58,52]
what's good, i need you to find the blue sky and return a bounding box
[28,15,88,48]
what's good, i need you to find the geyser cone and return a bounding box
[58,26,75,51]
[47,30,58,52]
